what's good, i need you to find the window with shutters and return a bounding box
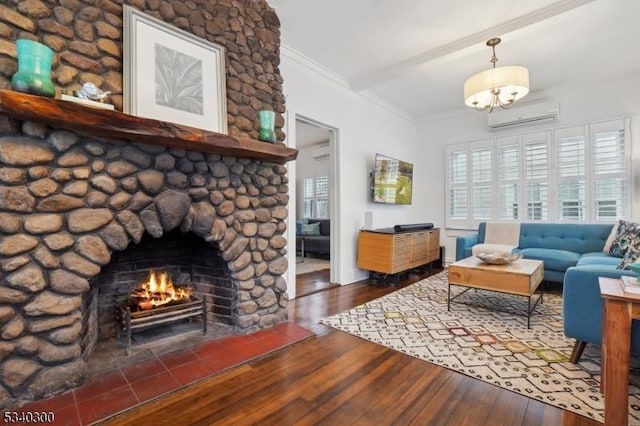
[302,175,329,218]
[556,131,586,221]
[446,145,468,227]
[524,135,549,221]
[471,145,492,222]
[593,124,628,220]
[444,117,631,228]
[498,141,520,220]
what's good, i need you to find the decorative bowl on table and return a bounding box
[476,252,523,265]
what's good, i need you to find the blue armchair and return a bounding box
[563,265,640,361]
[455,233,478,261]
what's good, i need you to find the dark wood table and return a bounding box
[599,277,640,426]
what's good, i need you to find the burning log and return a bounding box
[129,271,193,311]
[117,272,207,355]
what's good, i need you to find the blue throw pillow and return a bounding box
[300,222,321,236]
[296,218,309,235]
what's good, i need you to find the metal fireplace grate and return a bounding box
[116,295,207,355]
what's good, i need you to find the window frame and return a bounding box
[302,175,329,219]
[444,117,631,229]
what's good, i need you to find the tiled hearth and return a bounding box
[14,323,312,425]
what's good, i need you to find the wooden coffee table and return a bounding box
[447,256,544,328]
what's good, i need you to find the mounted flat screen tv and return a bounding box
[372,153,413,205]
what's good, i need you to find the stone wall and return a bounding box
[0,0,291,408]
[0,119,290,408]
[0,0,285,142]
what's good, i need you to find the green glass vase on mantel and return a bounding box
[11,39,56,98]
[258,110,277,143]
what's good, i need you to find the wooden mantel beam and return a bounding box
[0,90,297,164]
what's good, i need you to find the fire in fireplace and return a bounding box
[129,270,193,311]
[117,270,206,355]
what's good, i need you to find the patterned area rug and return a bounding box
[296,257,330,275]
[320,271,640,424]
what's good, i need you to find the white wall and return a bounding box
[419,75,640,264]
[280,47,428,285]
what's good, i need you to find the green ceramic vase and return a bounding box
[11,39,56,97]
[258,110,276,143]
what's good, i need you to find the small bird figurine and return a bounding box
[74,82,111,103]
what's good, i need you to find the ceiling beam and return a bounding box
[349,0,596,91]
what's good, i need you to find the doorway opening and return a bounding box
[294,118,337,297]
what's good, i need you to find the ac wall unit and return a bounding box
[311,144,330,160]
[487,100,559,129]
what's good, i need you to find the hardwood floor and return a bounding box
[101,268,600,426]
[295,268,338,297]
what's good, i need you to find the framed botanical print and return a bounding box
[123,6,227,133]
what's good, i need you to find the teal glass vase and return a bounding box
[258,110,276,143]
[11,39,56,98]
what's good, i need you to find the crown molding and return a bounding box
[357,91,418,124]
[280,44,418,124]
[280,44,350,88]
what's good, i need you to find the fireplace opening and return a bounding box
[116,270,207,355]
[83,230,235,358]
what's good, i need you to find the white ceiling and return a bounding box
[269,0,640,120]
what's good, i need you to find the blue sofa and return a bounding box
[456,222,638,361]
[296,218,330,257]
[456,222,621,283]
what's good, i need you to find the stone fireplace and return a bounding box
[0,119,293,407]
[0,0,296,409]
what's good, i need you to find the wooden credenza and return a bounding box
[357,228,440,274]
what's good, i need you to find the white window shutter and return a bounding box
[445,143,469,228]
[555,126,586,221]
[496,135,520,220]
[302,175,329,218]
[523,132,550,221]
[470,140,493,226]
[592,119,629,221]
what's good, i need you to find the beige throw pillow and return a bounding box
[484,221,520,246]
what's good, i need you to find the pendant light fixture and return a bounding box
[464,37,529,112]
